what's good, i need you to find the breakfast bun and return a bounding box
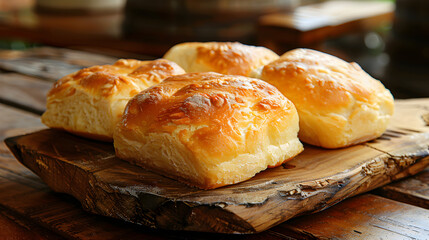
[41,59,186,141]
[258,48,394,148]
[114,72,303,189]
[163,42,279,77]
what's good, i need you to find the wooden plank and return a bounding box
[0,103,44,140]
[363,100,429,188]
[0,104,288,239]
[374,168,429,209]
[0,105,154,239]
[0,172,161,240]
[388,98,429,132]
[0,103,46,180]
[1,94,429,237]
[0,47,118,68]
[0,73,51,114]
[0,207,63,240]
[0,55,83,81]
[272,194,429,240]
[0,47,118,80]
[0,96,427,239]
[0,166,290,240]
[5,99,429,233]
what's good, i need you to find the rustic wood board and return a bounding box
[0,103,287,239]
[4,101,429,234]
[3,102,427,239]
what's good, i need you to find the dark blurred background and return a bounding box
[0,0,428,98]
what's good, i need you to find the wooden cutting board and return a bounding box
[5,100,429,234]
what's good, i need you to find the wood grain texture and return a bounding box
[0,174,290,240]
[0,47,118,67]
[272,194,429,239]
[0,103,46,181]
[0,47,118,80]
[0,73,51,114]
[0,207,63,240]
[5,100,429,233]
[0,104,291,239]
[0,150,290,240]
[374,168,429,209]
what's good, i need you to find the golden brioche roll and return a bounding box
[41,59,185,141]
[258,49,394,149]
[114,72,303,189]
[163,42,279,77]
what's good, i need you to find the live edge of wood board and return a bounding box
[5,101,429,234]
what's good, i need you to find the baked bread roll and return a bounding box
[258,49,394,149]
[114,72,303,189]
[41,59,185,141]
[163,42,279,77]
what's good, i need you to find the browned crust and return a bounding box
[121,72,295,159]
[48,59,185,98]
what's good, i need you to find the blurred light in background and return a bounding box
[1,0,428,97]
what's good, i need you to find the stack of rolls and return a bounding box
[42,42,394,189]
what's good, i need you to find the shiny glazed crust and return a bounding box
[41,59,186,141]
[114,72,303,189]
[163,42,279,77]
[259,49,394,148]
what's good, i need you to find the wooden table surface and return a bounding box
[0,1,395,58]
[0,47,428,240]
